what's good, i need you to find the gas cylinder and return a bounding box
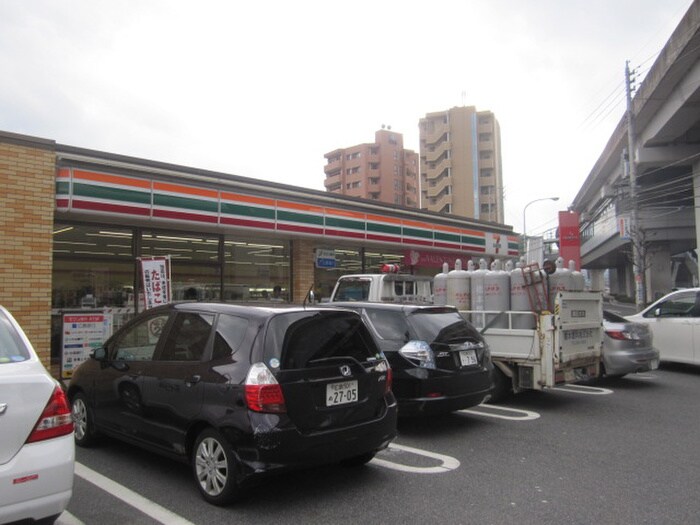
[484,260,510,328]
[470,259,489,327]
[548,257,571,295]
[446,259,471,310]
[569,260,585,291]
[433,262,449,305]
[510,260,536,329]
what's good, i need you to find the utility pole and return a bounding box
[625,60,645,309]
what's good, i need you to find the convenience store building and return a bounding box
[0,130,518,375]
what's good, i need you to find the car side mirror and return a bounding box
[91,347,107,360]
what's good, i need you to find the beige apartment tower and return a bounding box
[324,128,419,208]
[419,106,504,222]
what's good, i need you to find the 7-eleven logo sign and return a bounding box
[487,233,504,254]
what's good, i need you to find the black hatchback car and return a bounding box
[68,303,397,505]
[327,302,494,416]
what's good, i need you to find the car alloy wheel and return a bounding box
[71,392,98,446]
[193,428,240,505]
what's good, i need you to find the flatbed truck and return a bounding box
[460,291,604,400]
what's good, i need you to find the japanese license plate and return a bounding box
[459,349,478,366]
[326,380,358,406]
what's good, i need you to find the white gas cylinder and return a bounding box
[433,262,449,305]
[484,260,510,328]
[446,259,471,309]
[569,260,585,291]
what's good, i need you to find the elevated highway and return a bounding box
[570,0,700,302]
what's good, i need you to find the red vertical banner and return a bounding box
[558,211,581,270]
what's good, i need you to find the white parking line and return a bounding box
[628,372,657,380]
[371,442,460,473]
[56,510,84,525]
[74,462,195,525]
[458,404,541,420]
[550,384,613,395]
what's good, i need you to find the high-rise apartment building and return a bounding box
[419,106,504,222]
[324,128,419,208]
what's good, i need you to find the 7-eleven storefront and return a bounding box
[0,131,519,377]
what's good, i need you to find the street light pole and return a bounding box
[522,196,560,258]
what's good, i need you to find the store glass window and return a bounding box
[364,249,404,273]
[141,229,222,302]
[52,224,135,310]
[52,223,136,368]
[313,248,363,302]
[223,238,290,301]
[141,231,221,263]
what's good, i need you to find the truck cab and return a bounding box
[329,273,433,303]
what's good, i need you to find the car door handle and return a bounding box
[185,375,201,386]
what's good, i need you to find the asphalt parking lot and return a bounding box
[59,363,700,525]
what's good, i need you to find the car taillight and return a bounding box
[606,330,634,341]
[245,362,287,413]
[375,359,393,395]
[399,340,436,369]
[26,385,74,444]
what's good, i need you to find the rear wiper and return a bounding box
[307,355,365,369]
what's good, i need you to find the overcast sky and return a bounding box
[1,0,694,235]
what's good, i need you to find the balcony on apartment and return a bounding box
[421,127,449,148]
[423,140,452,163]
[425,173,450,199]
[424,156,452,180]
[429,191,453,212]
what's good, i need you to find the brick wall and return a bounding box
[0,132,56,368]
[291,239,316,303]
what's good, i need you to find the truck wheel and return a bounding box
[488,367,512,403]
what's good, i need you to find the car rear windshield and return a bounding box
[603,311,629,323]
[264,311,380,369]
[0,311,30,363]
[364,308,478,344]
[407,309,479,343]
[333,279,370,301]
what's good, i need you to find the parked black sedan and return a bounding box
[68,303,397,505]
[326,302,494,415]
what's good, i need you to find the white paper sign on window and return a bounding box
[139,256,171,310]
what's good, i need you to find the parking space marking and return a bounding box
[458,404,541,420]
[627,372,657,380]
[57,510,84,525]
[550,384,613,395]
[74,462,195,525]
[371,442,460,473]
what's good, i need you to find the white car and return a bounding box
[0,306,75,524]
[626,288,700,366]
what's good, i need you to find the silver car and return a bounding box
[601,310,659,377]
[0,305,75,524]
